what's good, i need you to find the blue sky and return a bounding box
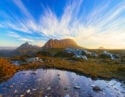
[0,0,125,49]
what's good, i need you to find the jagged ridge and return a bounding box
[43,39,80,49]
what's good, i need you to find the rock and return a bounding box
[20,94,24,97]
[99,51,120,60]
[92,86,102,92]
[58,77,61,80]
[37,78,42,81]
[26,89,31,93]
[14,90,18,93]
[91,52,98,57]
[31,72,37,75]
[47,86,51,90]
[26,57,42,63]
[10,85,13,88]
[82,55,88,60]
[32,88,37,91]
[64,94,70,97]
[74,86,80,89]
[6,85,12,89]
[64,87,68,90]
[43,39,79,49]
[22,73,26,75]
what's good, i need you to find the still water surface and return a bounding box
[0,69,125,97]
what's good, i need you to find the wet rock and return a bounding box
[58,77,61,80]
[10,85,13,88]
[31,72,37,75]
[91,85,95,87]
[37,78,42,81]
[64,87,68,90]
[14,90,18,93]
[92,86,102,92]
[26,89,31,93]
[20,82,24,85]
[20,94,24,97]
[114,87,119,91]
[22,72,26,75]
[64,94,70,97]
[5,85,13,89]
[74,86,80,89]
[39,91,43,95]
[47,86,51,90]
[32,88,37,91]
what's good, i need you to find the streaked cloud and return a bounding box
[0,0,125,48]
[8,32,34,42]
[8,32,20,38]
[13,0,34,21]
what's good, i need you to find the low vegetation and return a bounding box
[0,52,125,83]
[34,56,125,81]
[0,57,20,82]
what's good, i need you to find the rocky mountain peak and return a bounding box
[43,38,79,49]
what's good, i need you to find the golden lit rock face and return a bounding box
[43,39,79,48]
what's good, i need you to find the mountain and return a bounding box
[14,42,40,55]
[99,46,105,50]
[42,39,80,49]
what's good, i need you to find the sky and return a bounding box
[0,0,125,49]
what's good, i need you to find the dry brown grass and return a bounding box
[0,56,125,82]
[21,56,125,81]
[0,57,20,82]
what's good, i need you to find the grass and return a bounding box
[21,55,125,81]
[0,55,125,83]
[0,57,20,82]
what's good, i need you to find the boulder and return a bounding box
[26,89,31,93]
[99,51,115,60]
[82,55,88,60]
[92,86,102,92]
[101,51,120,60]
[74,85,80,89]
[64,94,70,97]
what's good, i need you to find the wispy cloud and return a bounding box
[8,32,20,38]
[8,32,34,42]
[13,0,34,21]
[1,0,125,48]
[19,38,34,42]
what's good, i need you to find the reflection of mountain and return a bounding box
[43,39,80,49]
[38,69,70,86]
[0,68,123,97]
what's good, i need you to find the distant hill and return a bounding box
[0,42,40,57]
[42,39,80,49]
[14,42,40,55]
[0,39,82,57]
[99,46,105,50]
